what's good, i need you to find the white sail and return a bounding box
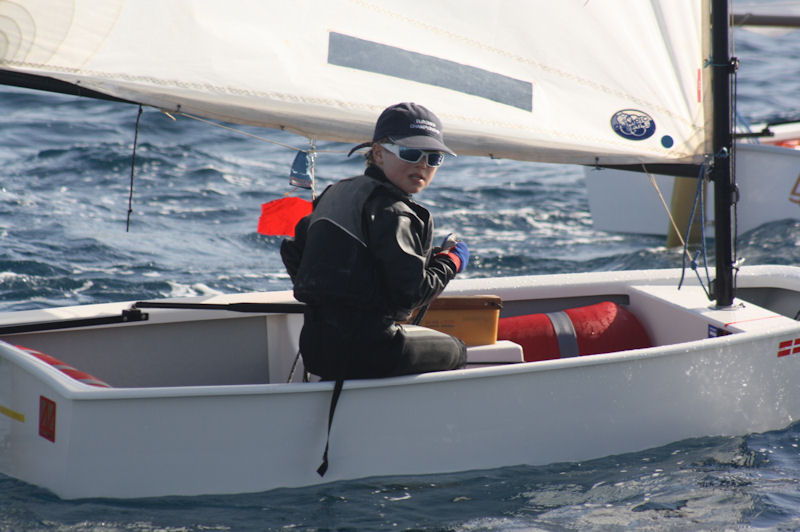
[0,0,709,165]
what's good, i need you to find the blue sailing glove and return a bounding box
[450,241,469,272]
[437,236,469,273]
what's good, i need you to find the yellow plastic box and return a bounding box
[415,295,502,346]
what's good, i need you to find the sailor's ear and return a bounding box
[371,143,384,165]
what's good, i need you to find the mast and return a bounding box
[711,0,735,307]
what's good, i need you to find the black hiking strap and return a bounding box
[317,304,425,475]
[0,308,149,335]
[317,377,344,476]
[133,301,305,313]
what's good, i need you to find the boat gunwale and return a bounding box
[3,320,794,401]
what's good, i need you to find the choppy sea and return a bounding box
[2,18,800,532]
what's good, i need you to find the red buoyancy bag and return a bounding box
[17,345,111,387]
[496,301,652,362]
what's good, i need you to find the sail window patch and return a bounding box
[328,32,532,112]
[610,110,656,141]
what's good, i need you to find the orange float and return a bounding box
[497,301,652,362]
[17,345,110,387]
[774,139,800,149]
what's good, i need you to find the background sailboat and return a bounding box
[587,9,800,243]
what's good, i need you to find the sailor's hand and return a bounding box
[437,239,469,273]
[440,233,459,249]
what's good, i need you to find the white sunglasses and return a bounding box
[381,143,445,167]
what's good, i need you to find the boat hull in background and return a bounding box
[587,133,800,237]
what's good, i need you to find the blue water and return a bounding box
[2,21,800,531]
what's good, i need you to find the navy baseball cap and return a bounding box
[348,102,455,156]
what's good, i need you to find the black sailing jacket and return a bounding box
[281,165,457,322]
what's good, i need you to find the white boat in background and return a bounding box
[586,119,800,240]
[587,8,800,241]
[2,0,800,500]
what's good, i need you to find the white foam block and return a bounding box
[466,340,524,364]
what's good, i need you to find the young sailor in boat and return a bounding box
[281,102,469,380]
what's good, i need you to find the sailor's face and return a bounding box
[374,143,438,195]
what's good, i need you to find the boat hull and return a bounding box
[1,266,800,499]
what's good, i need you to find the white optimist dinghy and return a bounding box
[586,12,800,241]
[2,0,800,500]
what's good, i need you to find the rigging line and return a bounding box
[678,163,713,299]
[645,162,712,299]
[731,55,741,285]
[678,167,705,290]
[174,111,347,154]
[309,139,318,200]
[642,165,692,262]
[691,164,713,298]
[697,167,714,292]
[126,105,144,232]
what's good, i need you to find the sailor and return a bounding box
[281,102,469,380]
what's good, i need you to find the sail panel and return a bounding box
[0,0,709,165]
